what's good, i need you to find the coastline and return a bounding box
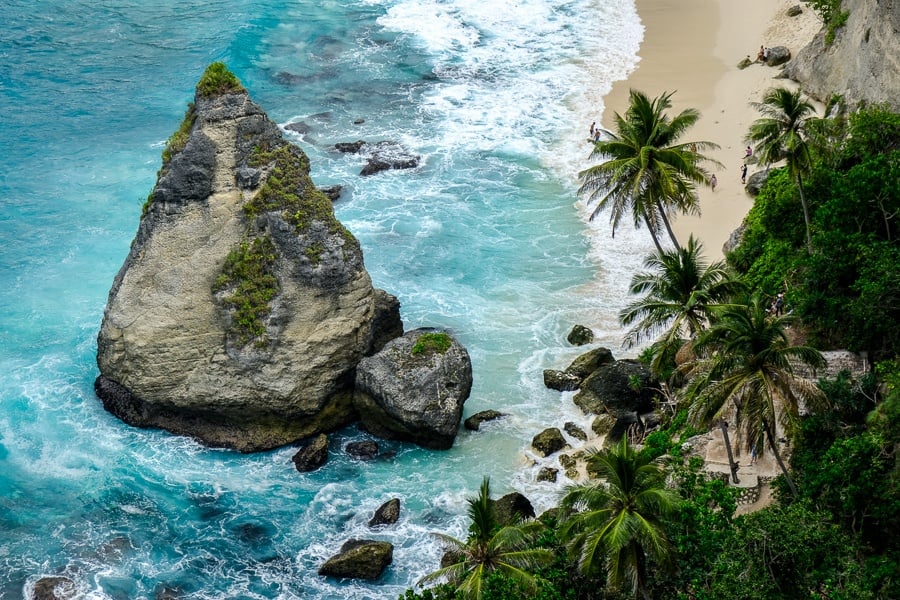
[601,0,821,259]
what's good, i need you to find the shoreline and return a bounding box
[600,0,821,259]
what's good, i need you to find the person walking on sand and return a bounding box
[741,163,748,184]
[710,173,717,191]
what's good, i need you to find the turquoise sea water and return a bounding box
[0,1,650,597]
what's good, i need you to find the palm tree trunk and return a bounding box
[763,419,798,498]
[642,212,665,254]
[655,200,680,249]
[796,171,812,251]
[719,420,740,484]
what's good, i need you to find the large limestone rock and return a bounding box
[95,64,402,452]
[785,0,900,111]
[353,329,472,449]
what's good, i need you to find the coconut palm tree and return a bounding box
[682,292,827,496]
[619,234,746,377]
[578,89,720,253]
[418,477,553,600]
[747,87,819,250]
[559,438,679,600]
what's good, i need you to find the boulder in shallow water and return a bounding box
[292,434,329,472]
[565,347,615,380]
[359,141,420,176]
[542,369,582,391]
[566,324,594,346]
[31,577,77,600]
[353,329,472,449]
[345,440,379,460]
[573,360,655,417]
[464,409,505,431]
[536,467,558,483]
[318,539,393,580]
[369,498,401,527]
[564,421,588,442]
[531,427,568,457]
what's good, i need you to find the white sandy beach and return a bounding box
[602,0,822,258]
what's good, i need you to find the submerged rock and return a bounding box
[345,440,379,460]
[32,577,77,600]
[94,64,403,452]
[464,410,505,431]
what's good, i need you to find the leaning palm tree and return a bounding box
[418,477,553,600]
[747,87,819,250]
[578,89,721,252]
[619,234,746,377]
[560,438,679,600]
[682,292,827,496]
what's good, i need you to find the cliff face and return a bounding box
[786,0,900,110]
[96,65,401,452]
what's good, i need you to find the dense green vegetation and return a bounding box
[412,332,453,356]
[405,95,899,600]
[212,236,279,347]
[195,61,246,98]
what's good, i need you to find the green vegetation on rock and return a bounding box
[161,102,196,168]
[213,236,279,347]
[195,62,245,99]
[411,332,452,356]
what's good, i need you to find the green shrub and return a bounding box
[195,62,245,98]
[411,332,452,355]
[161,102,196,166]
[213,236,280,347]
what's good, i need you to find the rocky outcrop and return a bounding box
[353,329,472,449]
[369,498,401,527]
[785,0,900,111]
[531,427,568,457]
[318,539,393,580]
[292,434,329,472]
[95,64,403,452]
[543,346,616,392]
[573,360,655,417]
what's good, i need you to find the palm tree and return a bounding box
[578,89,721,253]
[619,234,746,377]
[747,87,818,250]
[682,293,827,496]
[560,438,679,600]
[418,478,553,600]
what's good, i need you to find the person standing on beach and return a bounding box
[589,121,596,138]
[741,163,748,184]
[710,173,717,191]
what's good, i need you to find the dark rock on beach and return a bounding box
[292,434,329,472]
[565,347,615,380]
[531,427,569,457]
[369,498,401,527]
[764,46,791,67]
[573,360,655,417]
[564,421,588,442]
[494,492,535,526]
[318,539,393,580]
[464,409,505,431]
[745,169,770,196]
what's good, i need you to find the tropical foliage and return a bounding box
[578,90,719,252]
[619,234,745,377]
[560,438,678,599]
[418,478,554,600]
[746,87,818,249]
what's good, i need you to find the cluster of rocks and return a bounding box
[529,325,662,483]
[94,67,471,456]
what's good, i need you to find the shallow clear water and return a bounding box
[0,1,650,597]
